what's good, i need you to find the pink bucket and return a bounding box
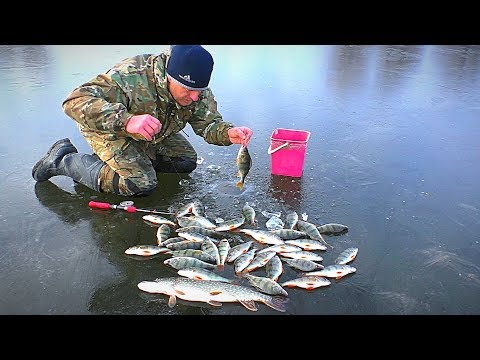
[268,128,311,177]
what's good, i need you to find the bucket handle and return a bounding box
[267,141,289,154]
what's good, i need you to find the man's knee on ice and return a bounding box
[110,173,157,196]
[153,155,197,173]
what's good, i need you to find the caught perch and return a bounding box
[235,145,252,190]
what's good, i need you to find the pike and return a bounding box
[138,277,289,312]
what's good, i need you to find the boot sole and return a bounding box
[32,138,77,181]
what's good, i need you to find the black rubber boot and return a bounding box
[153,155,197,173]
[58,152,105,192]
[32,138,105,192]
[32,138,78,181]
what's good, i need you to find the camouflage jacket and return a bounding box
[62,48,234,146]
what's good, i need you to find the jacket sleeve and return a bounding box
[189,89,234,146]
[62,73,134,138]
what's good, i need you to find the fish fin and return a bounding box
[264,296,289,312]
[229,277,242,285]
[209,290,223,295]
[217,264,225,271]
[207,300,223,307]
[239,300,258,311]
[235,271,246,278]
[168,295,177,308]
[175,289,186,295]
[319,233,334,248]
[236,181,244,190]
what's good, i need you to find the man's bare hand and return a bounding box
[228,126,253,146]
[126,114,162,141]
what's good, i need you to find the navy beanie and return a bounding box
[166,45,214,91]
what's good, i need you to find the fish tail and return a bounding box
[263,295,289,312]
[319,233,333,248]
[236,181,244,190]
[229,277,242,285]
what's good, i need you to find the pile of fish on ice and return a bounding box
[126,199,358,313]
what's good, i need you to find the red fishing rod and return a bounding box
[88,201,173,215]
